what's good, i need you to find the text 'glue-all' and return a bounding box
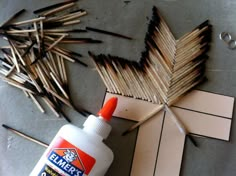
[30,97,118,176]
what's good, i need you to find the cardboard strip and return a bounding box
[154,114,185,176]
[104,90,234,122]
[104,93,159,121]
[174,90,234,118]
[172,107,232,140]
[131,111,164,176]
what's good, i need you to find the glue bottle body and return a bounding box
[30,97,117,176]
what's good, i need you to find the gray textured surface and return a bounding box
[0,0,236,176]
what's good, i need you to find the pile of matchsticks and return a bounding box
[90,7,211,106]
[0,0,97,122]
[0,0,133,122]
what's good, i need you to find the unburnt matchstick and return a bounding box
[89,6,211,144]
[0,1,95,122]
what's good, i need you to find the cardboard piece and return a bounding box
[103,90,234,176]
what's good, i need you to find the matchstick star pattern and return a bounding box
[89,6,211,105]
[91,6,234,176]
[89,6,211,136]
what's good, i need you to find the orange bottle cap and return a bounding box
[97,97,118,121]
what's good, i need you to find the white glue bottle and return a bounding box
[30,97,118,176]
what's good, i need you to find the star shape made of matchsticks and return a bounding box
[89,6,211,134]
[90,6,235,176]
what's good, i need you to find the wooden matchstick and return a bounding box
[0,74,36,94]
[50,72,69,99]
[86,27,133,40]
[29,93,45,113]
[33,0,78,14]
[44,86,73,108]
[46,34,68,51]
[44,29,87,33]
[2,124,48,147]
[58,11,87,22]
[122,104,165,135]
[42,97,60,117]
[0,67,24,83]
[164,105,198,147]
[9,47,20,72]
[5,64,16,77]
[61,56,67,85]
[5,29,36,34]
[40,20,44,39]
[62,19,81,26]
[10,41,26,66]
[42,2,75,17]
[33,22,41,54]
[11,17,46,26]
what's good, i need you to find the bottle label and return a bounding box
[39,137,96,176]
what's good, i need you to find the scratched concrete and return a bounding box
[0,0,236,176]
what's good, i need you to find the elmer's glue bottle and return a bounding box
[30,97,118,176]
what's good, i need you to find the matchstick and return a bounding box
[43,29,87,33]
[0,75,36,94]
[50,49,74,62]
[42,2,75,17]
[50,72,69,99]
[5,64,16,77]
[2,124,49,147]
[29,93,45,113]
[33,0,78,14]
[164,105,198,147]
[6,29,36,34]
[122,104,165,135]
[58,38,102,44]
[40,20,44,39]
[8,46,20,72]
[61,56,67,85]
[46,34,68,51]
[58,11,87,22]
[33,22,41,54]
[44,86,73,108]
[42,97,60,118]
[86,27,133,40]
[10,41,26,66]
[11,17,46,26]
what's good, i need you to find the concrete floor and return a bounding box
[0,0,236,175]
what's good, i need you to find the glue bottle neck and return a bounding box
[83,115,112,140]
